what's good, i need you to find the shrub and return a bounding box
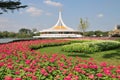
[62,40,120,53]
[30,40,71,50]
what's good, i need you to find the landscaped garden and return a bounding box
[0,38,120,80]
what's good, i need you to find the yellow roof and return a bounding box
[53,26,67,30]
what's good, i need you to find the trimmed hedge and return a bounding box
[61,40,120,53]
[30,40,91,50]
[30,41,71,50]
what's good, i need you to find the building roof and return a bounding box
[40,11,75,32]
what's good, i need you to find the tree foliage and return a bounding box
[0,28,40,38]
[0,0,27,14]
[19,28,32,34]
[78,18,89,36]
[85,30,109,37]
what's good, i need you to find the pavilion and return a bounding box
[33,11,82,38]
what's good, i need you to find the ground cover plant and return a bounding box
[62,40,120,53]
[0,39,120,80]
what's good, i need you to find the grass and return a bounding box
[37,45,120,65]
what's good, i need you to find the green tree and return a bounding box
[2,31,9,38]
[18,28,33,38]
[0,0,27,14]
[85,31,95,36]
[8,32,16,38]
[19,28,32,34]
[78,18,89,36]
[0,31,3,38]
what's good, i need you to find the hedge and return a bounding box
[61,40,120,53]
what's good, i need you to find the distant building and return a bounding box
[114,25,120,30]
[33,11,82,38]
[109,25,120,37]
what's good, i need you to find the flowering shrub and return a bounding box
[0,39,70,54]
[0,39,120,80]
[62,40,120,53]
[30,40,71,50]
[0,53,120,80]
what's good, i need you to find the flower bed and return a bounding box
[0,53,120,80]
[62,40,120,53]
[0,39,70,54]
[0,39,120,80]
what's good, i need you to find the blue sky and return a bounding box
[0,0,120,32]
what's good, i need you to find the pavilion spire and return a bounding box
[52,10,69,30]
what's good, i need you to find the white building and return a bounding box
[33,11,82,38]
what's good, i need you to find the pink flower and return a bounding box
[14,78,22,80]
[100,62,107,67]
[117,75,120,79]
[50,58,55,63]
[40,68,48,76]
[64,75,71,80]
[15,71,20,75]
[96,73,103,78]
[116,69,120,73]
[82,64,88,69]
[0,62,4,67]
[25,60,31,64]
[89,64,98,69]
[88,74,94,79]
[74,75,79,80]
[4,76,13,80]
[7,65,13,70]
[103,67,111,76]
[111,74,116,78]
[32,76,37,80]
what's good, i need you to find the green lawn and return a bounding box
[37,45,120,65]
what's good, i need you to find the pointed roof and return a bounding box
[51,11,74,31]
[40,11,74,32]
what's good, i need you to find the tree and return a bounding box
[32,28,37,33]
[18,28,34,38]
[0,0,27,14]
[78,18,89,36]
[19,28,32,35]
[85,31,95,36]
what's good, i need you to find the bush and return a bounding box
[62,40,120,53]
[30,41,71,50]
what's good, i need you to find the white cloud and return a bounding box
[97,14,104,18]
[26,7,43,16]
[44,0,62,7]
